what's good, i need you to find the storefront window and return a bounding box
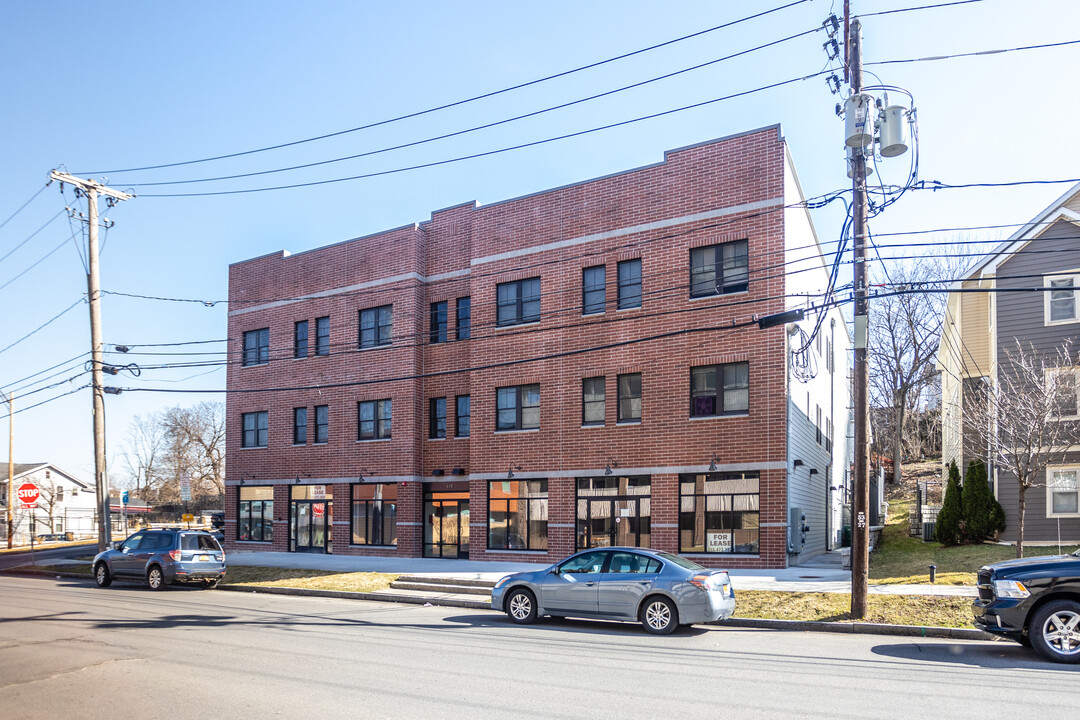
[488,480,548,551]
[238,485,274,542]
[679,472,759,554]
[575,476,651,549]
[352,483,397,546]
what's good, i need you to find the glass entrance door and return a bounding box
[423,485,470,558]
[576,476,651,549]
[290,485,332,553]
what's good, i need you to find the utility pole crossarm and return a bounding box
[49,171,133,202]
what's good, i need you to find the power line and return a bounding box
[0,234,78,294]
[0,298,84,357]
[869,38,1080,67]
[0,185,49,232]
[0,209,65,264]
[861,0,987,18]
[1,351,88,392]
[79,0,813,176]
[0,384,90,421]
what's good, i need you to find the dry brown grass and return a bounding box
[223,565,397,593]
[734,590,974,628]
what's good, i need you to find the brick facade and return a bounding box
[225,125,798,568]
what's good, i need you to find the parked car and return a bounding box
[973,550,1080,663]
[210,512,225,530]
[93,528,226,591]
[491,547,735,635]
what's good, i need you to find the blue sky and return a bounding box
[2,0,1078,483]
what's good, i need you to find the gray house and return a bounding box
[939,183,1080,544]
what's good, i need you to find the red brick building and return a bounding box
[225,125,849,569]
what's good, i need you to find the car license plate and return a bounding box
[198,555,208,562]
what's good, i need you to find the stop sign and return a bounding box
[17,483,40,508]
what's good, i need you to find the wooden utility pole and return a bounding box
[4,391,12,549]
[848,15,871,618]
[49,171,132,552]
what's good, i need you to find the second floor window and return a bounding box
[582,266,606,315]
[497,384,540,431]
[582,377,605,425]
[294,407,307,445]
[358,399,392,440]
[243,328,269,366]
[314,405,329,444]
[430,301,448,344]
[294,321,309,359]
[618,373,642,423]
[617,259,642,309]
[1047,274,1079,324]
[497,278,540,326]
[690,362,749,417]
[690,239,749,297]
[456,395,471,437]
[315,316,330,356]
[242,411,268,448]
[429,397,446,438]
[359,305,393,348]
[1049,368,1080,419]
[456,297,471,340]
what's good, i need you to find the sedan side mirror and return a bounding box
[548,567,560,575]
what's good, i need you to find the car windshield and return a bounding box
[181,534,222,552]
[653,551,705,571]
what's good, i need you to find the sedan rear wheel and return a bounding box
[94,562,112,588]
[506,588,538,624]
[1030,600,1080,663]
[147,565,167,591]
[640,596,678,635]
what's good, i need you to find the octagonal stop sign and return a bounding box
[17,483,40,508]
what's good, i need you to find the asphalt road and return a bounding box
[0,542,97,571]
[1,575,1077,720]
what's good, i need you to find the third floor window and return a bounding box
[582,266,606,315]
[430,301,448,344]
[315,316,330,356]
[456,297,471,340]
[359,305,393,348]
[497,278,540,327]
[242,328,269,366]
[690,239,748,298]
[617,259,642,309]
[294,320,309,359]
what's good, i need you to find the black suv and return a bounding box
[93,528,226,590]
[973,551,1080,663]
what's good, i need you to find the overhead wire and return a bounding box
[0,184,49,232]
[0,297,84,357]
[0,209,65,264]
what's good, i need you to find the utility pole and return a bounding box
[847,12,871,618]
[49,171,132,552]
[4,391,12,549]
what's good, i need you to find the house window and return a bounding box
[314,405,329,444]
[679,472,760,554]
[242,328,269,366]
[241,411,268,448]
[582,266,606,315]
[816,405,823,444]
[359,305,393,348]
[238,485,273,542]
[455,395,471,438]
[293,407,307,445]
[497,278,541,326]
[690,362,749,417]
[429,397,446,439]
[489,480,548,551]
[1048,368,1080,419]
[1046,274,1079,325]
[825,416,832,452]
[315,316,330,356]
[430,301,448,344]
[56,486,64,502]
[294,321,309,359]
[582,377,605,426]
[1047,466,1080,517]
[617,259,642,309]
[617,373,641,423]
[690,239,749,297]
[497,384,540,431]
[456,297,471,340]
[351,483,397,545]
[358,400,392,440]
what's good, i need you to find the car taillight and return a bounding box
[690,573,732,596]
[689,574,714,590]
[169,549,182,561]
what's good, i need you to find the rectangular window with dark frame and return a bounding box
[314,405,329,444]
[456,297,471,340]
[690,362,749,417]
[241,411,268,448]
[679,472,760,554]
[455,395,471,437]
[582,265,606,315]
[294,321,309,359]
[816,405,822,444]
[293,407,307,445]
[351,483,397,546]
[315,316,330,356]
[488,480,548,551]
[430,301,448,344]
[690,239,749,297]
[358,399,392,440]
[359,305,393,348]
[238,485,273,542]
[496,384,540,431]
[617,258,642,309]
[618,373,641,423]
[242,328,269,366]
[582,377,605,426]
[429,397,446,439]
[496,278,541,326]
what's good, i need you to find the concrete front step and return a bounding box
[390,580,492,596]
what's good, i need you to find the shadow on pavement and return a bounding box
[871,641,1080,670]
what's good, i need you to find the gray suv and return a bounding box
[93,528,226,590]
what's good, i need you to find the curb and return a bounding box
[4,567,997,640]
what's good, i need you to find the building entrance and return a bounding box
[423,483,469,558]
[290,485,332,553]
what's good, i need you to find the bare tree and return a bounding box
[966,339,1080,557]
[121,412,166,498]
[162,403,226,498]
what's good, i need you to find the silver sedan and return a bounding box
[491,547,735,634]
